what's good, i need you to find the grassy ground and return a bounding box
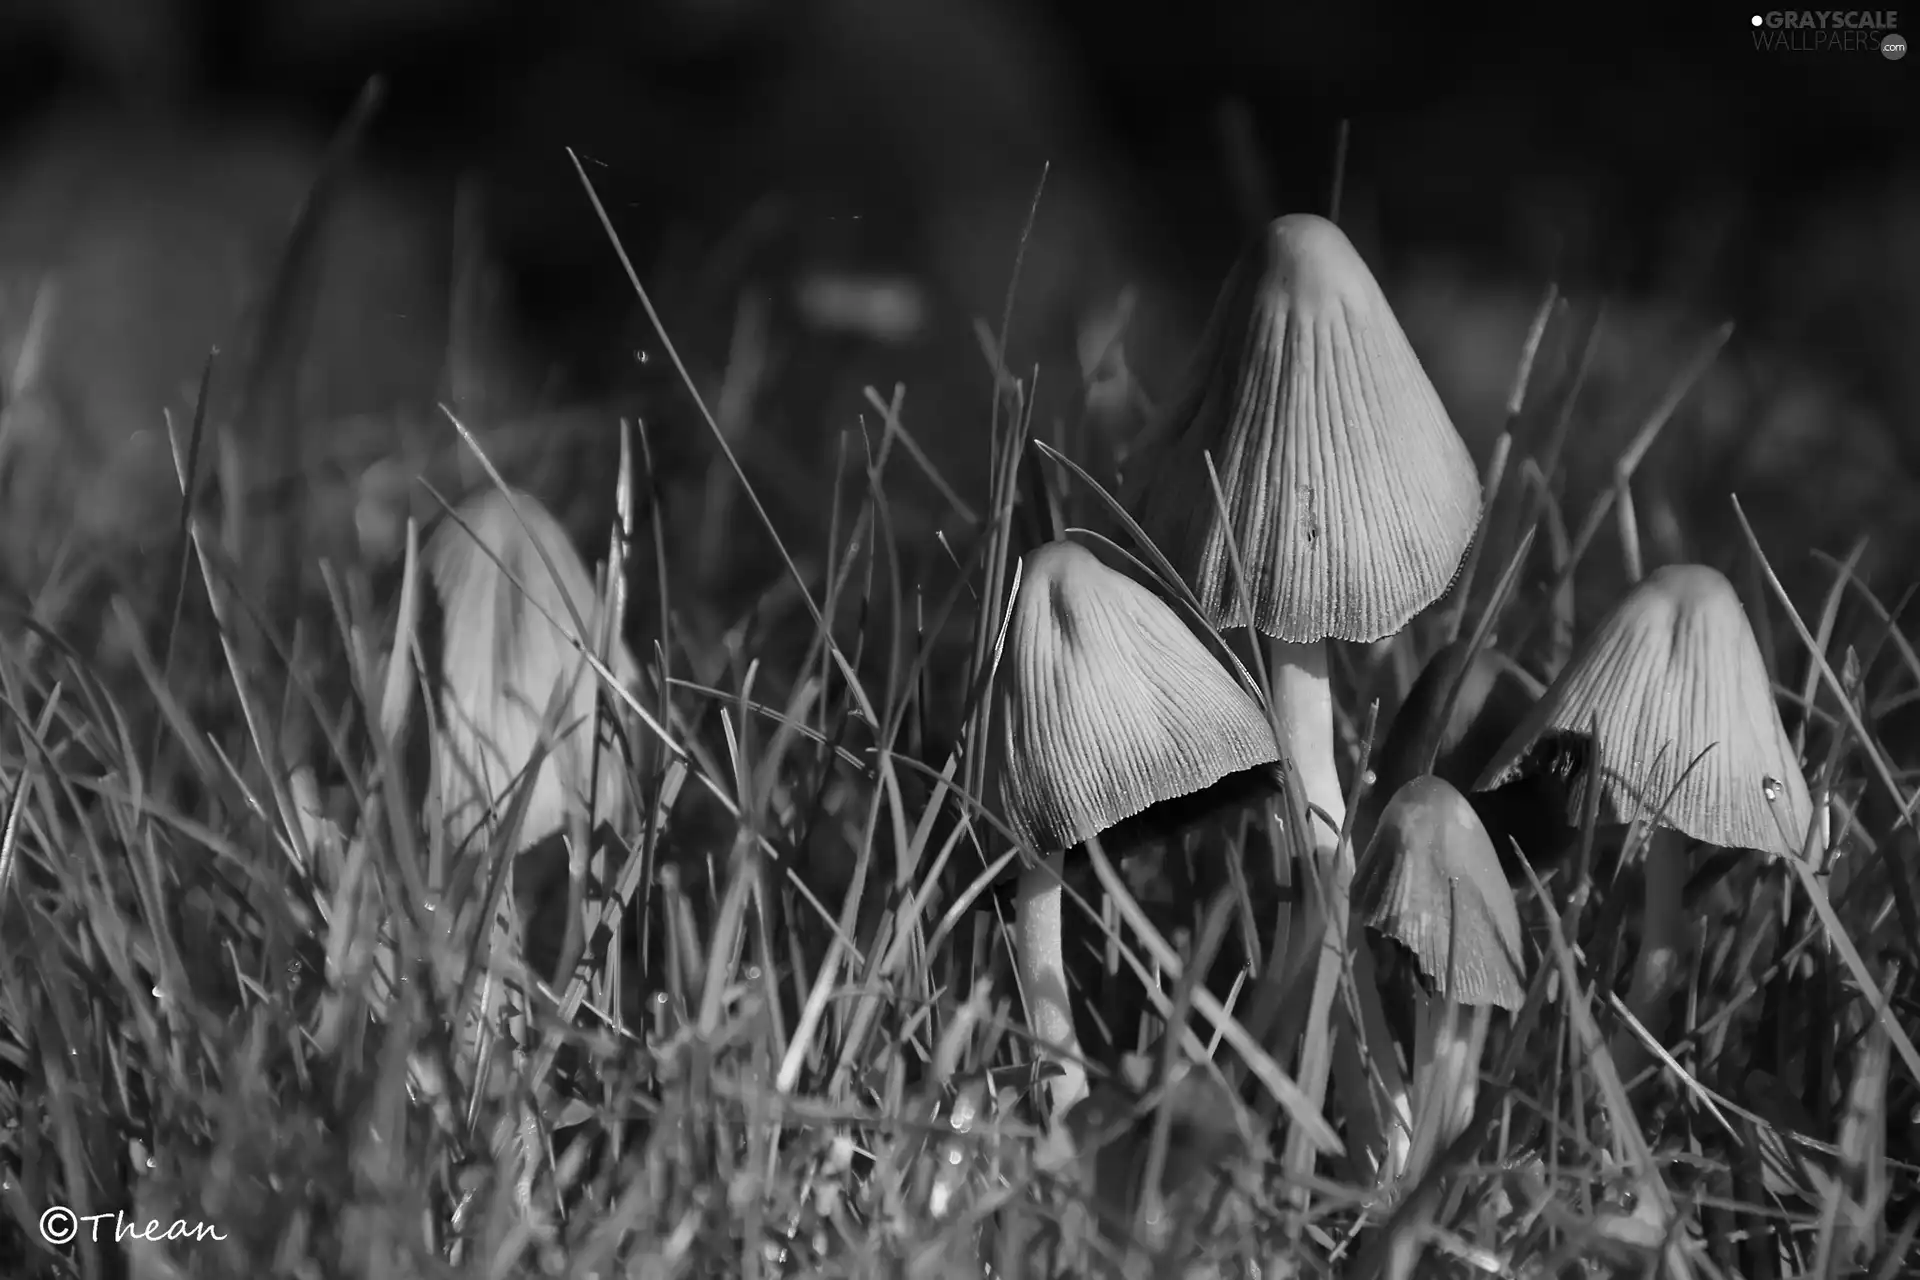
[1,168,1918,1280]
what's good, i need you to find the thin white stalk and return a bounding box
[1015,851,1088,1118]
[1269,638,1403,1181]
[1269,639,1346,888]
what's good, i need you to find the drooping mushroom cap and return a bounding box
[996,540,1281,853]
[1128,213,1481,644]
[1354,775,1525,1009]
[426,487,640,855]
[1472,564,1815,858]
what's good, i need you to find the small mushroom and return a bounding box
[1473,563,1815,1045]
[1354,775,1526,1187]
[425,486,640,859]
[995,540,1281,1117]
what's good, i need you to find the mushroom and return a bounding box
[1472,563,1815,1045]
[1128,212,1481,886]
[425,486,640,860]
[1354,775,1526,1186]
[995,539,1281,1117]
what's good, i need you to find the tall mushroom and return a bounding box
[1354,775,1526,1186]
[425,486,640,859]
[995,539,1281,1117]
[1129,212,1481,886]
[1473,564,1815,1045]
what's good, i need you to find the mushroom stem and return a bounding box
[1015,851,1089,1118]
[1270,639,1406,1177]
[1403,992,1491,1187]
[1269,639,1348,880]
[1623,826,1690,1045]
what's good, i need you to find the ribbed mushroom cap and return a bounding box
[1128,213,1481,643]
[996,540,1281,853]
[1354,775,1526,1009]
[1473,564,1814,858]
[426,487,640,856]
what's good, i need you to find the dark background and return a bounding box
[4,0,1912,341]
[1,0,1916,614]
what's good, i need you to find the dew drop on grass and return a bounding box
[1762,775,1782,801]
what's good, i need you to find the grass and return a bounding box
[1,152,1918,1280]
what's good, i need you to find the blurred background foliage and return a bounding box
[0,0,1916,656]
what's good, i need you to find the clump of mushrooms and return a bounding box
[1354,775,1526,1186]
[994,539,1281,1117]
[1127,213,1482,1166]
[1473,563,1815,1048]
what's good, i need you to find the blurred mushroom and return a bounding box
[1473,564,1814,1047]
[995,539,1280,1118]
[424,486,641,860]
[1355,775,1526,1187]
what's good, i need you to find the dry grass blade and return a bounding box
[1793,538,1869,761]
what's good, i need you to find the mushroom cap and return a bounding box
[995,540,1281,853]
[425,487,639,855]
[1128,213,1481,644]
[1354,775,1526,1009]
[1472,564,1815,858]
